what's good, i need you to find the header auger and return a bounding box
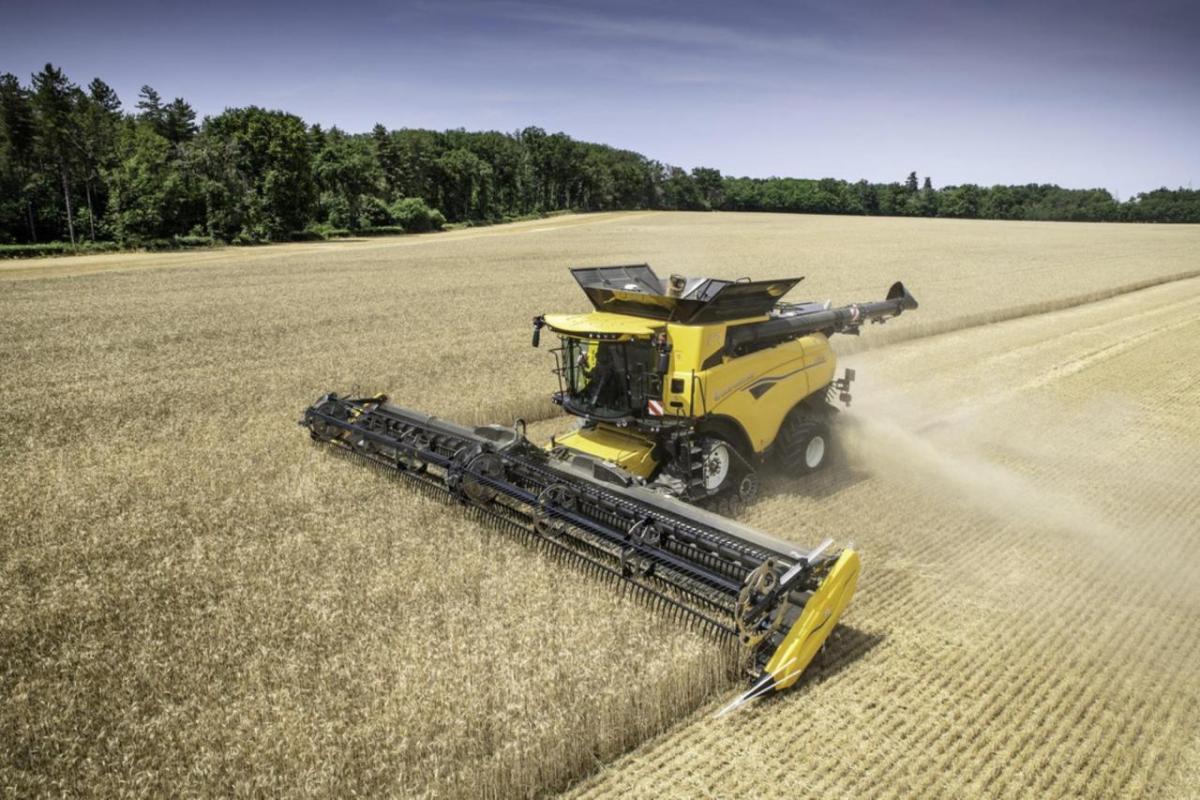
[301,264,917,704]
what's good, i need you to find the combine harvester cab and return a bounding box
[302,264,915,704]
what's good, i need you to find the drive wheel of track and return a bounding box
[775,413,831,474]
[699,437,737,495]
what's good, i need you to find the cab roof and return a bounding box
[543,311,662,339]
[571,264,802,324]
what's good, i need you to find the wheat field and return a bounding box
[2,211,1199,798]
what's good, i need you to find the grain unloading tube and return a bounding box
[724,280,918,356]
[300,394,860,696]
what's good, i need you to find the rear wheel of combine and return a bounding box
[776,414,831,474]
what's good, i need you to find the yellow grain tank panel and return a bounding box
[668,327,837,454]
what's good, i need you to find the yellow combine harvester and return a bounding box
[302,264,917,705]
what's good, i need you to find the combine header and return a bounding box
[302,265,917,703]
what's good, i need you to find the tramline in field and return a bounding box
[301,264,917,703]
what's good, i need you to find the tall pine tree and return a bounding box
[31,64,79,245]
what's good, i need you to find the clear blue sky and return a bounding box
[3,0,1197,197]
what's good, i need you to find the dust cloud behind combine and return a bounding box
[3,212,1199,798]
[843,387,1125,567]
[843,279,1200,594]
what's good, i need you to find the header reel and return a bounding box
[301,392,859,700]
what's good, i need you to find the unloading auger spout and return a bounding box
[301,393,860,693]
[725,281,918,357]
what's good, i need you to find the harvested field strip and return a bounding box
[569,276,1200,798]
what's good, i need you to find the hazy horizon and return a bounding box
[3,0,1197,198]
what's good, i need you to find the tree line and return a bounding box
[2,63,1198,251]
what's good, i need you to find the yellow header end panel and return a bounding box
[765,548,860,691]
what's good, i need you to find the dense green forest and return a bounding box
[2,64,1199,252]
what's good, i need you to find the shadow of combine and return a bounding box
[810,625,885,679]
[756,459,873,505]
